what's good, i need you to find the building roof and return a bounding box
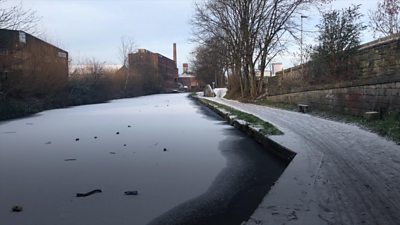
[134,48,175,63]
[0,28,68,53]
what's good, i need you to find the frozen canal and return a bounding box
[0,93,285,225]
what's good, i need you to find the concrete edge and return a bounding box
[192,95,296,163]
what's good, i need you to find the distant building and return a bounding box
[176,63,199,91]
[0,29,68,97]
[271,62,283,76]
[182,63,189,73]
[128,47,178,92]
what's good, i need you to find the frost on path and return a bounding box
[206,91,400,225]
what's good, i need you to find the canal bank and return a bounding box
[193,97,295,163]
[201,89,400,225]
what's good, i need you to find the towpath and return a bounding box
[204,89,400,225]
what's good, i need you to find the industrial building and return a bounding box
[176,63,199,91]
[127,44,178,92]
[0,29,69,98]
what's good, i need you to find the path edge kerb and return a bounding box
[193,96,297,163]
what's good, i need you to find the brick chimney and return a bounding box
[183,63,188,73]
[173,43,177,65]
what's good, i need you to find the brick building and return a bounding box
[0,29,68,98]
[128,48,178,92]
[176,63,199,91]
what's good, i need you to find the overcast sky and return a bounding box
[15,0,379,71]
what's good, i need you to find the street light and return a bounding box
[300,15,308,65]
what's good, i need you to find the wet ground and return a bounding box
[0,93,286,225]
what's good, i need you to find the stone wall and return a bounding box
[265,34,400,115]
[266,82,400,115]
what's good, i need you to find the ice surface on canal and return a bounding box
[0,94,228,225]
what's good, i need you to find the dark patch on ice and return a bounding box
[64,159,77,161]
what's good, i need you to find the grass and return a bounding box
[360,112,400,144]
[255,99,400,144]
[200,99,283,136]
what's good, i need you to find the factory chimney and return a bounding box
[183,63,188,73]
[173,43,177,65]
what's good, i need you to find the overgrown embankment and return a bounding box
[0,71,161,121]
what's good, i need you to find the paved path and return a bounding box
[205,90,400,225]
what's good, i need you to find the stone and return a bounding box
[12,206,23,212]
[364,111,380,121]
[298,104,309,113]
[124,191,138,196]
[203,84,215,97]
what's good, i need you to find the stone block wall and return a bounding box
[265,34,400,115]
[266,82,400,115]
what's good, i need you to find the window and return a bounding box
[19,32,26,43]
[58,52,67,58]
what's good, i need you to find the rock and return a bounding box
[124,191,138,196]
[94,136,98,139]
[116,132,120,135]
[163,148,167,152]
[364,111,379,121]
[75,138,80,141]
[203,84,216,97]
[12,205,23,212]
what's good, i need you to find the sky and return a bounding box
[12,0,379,71]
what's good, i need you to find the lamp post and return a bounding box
[300,15,308,65]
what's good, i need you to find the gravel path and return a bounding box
[205,90,400,225]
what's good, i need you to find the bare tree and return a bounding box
[118,36,136,91]
[192,0,329,98]
[191,36,227,87]
[0,0,39,32]
[369,0,400,38]
[119,36,136,67]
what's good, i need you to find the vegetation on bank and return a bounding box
[0,60,161,121]
[199,98,283,136]
[256,99,400,144]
